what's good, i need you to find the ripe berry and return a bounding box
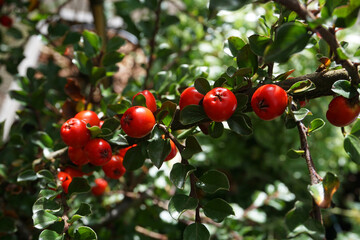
[203,87,237,122]
[60,118,91,148]
[74,110,100,127]
[57,172,72,194]
[251,84,288,121]
[326,96,360,127]
[65,167,84,178]
[118,144,137,158]
[68,146,89,166]
[84,138,112,166]
[164,140,177,161]
[99,120,104,128]
[102,155,126,179]
[120,106,156,138]
[0,15,13,28]
[91,178,108,196]
[132,90,157,113]
[179,87,204,110]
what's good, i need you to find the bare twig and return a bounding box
[135,226,168,240]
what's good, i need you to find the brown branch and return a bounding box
[273,0,360,86]
[135,226,168,240]
[144,0,163,90]
[89,0,107,49]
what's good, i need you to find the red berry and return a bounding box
[84,138,112,166]
[120,106,156,138]
[102,155,126,179]
[74,110,100,127]
[251,84,288,121]
[99,120,104,128]
[179,87,204,110]
[60,118,91,148]
[118,144,137,158]
[132,90,157,113]
[0,15,13,28]
[57,172,72,194]
[68,146,89,166]
[203,87,237,122]
[65,167,84,178]
[164,140,177,161]
[91,178,108,196]
[326,96,360,127]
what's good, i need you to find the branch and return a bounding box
[89,0,107,49]
[273,0,360,86]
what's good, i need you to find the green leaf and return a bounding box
[101,117,121,132]
[90,67,106,86]
[248,35,271,56]
[181,136,202,159]
[0,216,17,233]
[87,125,102,138]
[336,47,349,60]
[102,52,124,67]
[74,226,97,240]
[33,197,61,214]
[287,80,314,94]
[235,94,248,111]
[68,177,91,196]
[39,189,61,200]
[194,77,211,95]
[203,198,234,223]
[288,218,325,240]
[309,118,325,133]
[63,32,82,45]
[209,121,224,138]
[287,149,304,159]
[83,30,101,57]
[68,203,92,224]
[37,169,55,182]
[107,100,131,115]
[285,201,311,231]
[156,101,177,127]
[132,94,146,107]
[308,172,340,208]
[333,3,360,28]
[293,108,312,122]
[179,105,208,125]
[106,36,125,52]
[236,44,258,75]
[225,36,246,57]
[227,112,252,135]
[196,170,230,193]
[169,163,196,189]
[264,22,311,63]
[147,127,171,168]
[213,77,227,88]
[108,134,128,146]
[331,80,358,98]
[39,230,64,240]
[168,194,198,219]
[74,51,92,75]
[17,170,37,182]
[183,223,210,240]
[7,27,23,39]
[344,134,360,164]
[123,145,146,170]
[350,119,360,137]
[33,210,60,229]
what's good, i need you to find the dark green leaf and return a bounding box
[227,113,252,135]
[170,163,196,189]
[33,210,60,229]
[18,170,37,182]
[107,100,131,115]
[236,44,258,75]
[225,36,246,57]
[147,127,171,168]
[106,36,125,52]
[32,131,54,149]
[293,108,312,121]
[156,101,177,127]
[68,203,92,224]
[9,90,28,103]
[194,78,211,95]
[0,216,17,233]
[63,32,81,45]
[74,51,92,75]
[196,170,230,193]
[235,94,248,111]
[48,23,69,38]
[274,69,295,81]
[168,194,198,219]
[248,35,271,56]
[209,121,224,138]
[123,145,146,170]
[74,226,97,240]
[90,67,106,86]
[33,197,61,214]
[181,136,202,159]
[309,118,325,133]
[39,230,64,240]
[285,201,311,231]
[183,223,210,240]
[36,169,55,182]
[102,52,124,67]
[336,47,349,60]
[83,30,101,57]
[203,198,234,223]
[287,149,304,159]
[180,105,208,125]
[332,80,358,98]
[108,134,128,146]
[351,119,360,137]
[288,218,325,240]
[132,94,146,107]
[39,189,61,200]
[68,177,91,196]
[264,22,311,63]
[7,27,23,39]
[101,117,121,132]
[344,134,360,164]
[287,80,314,94]
[213,77,227,88]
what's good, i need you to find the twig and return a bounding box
[144,0,163,90]
[135,226,168,240]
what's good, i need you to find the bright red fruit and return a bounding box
[179,87,204,110]
[65,167,84,178]
[326,96,360,127]
[60,118,91,147]
[92,178,108,196]
[121,106,156,138]
[164,140,177,161]
[102,155,126,179]
[202,87,237,122]
[132,90,157,113]
[84,138,112,166]
[74,110,100,126]
[251,84,288,121]
[0,16,13,28]
[68,146,89,166]
[99,120,104,128]
[57,172,72,194]
[118,144,137,158]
